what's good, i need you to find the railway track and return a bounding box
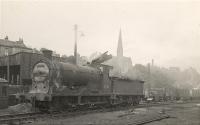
[131,113,170,125]
[0,112,44,124]
[0,102,176,125]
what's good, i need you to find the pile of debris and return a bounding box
[8,103,32,114]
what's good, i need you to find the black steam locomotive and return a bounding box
[27,50,144,111]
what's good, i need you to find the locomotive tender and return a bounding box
[28,50,144,111]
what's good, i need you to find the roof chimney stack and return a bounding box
[16,38,24,44]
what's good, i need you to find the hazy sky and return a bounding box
[1,0,200,70]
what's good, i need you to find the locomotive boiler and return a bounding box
[31,61,103,94]
[28,50,144,111]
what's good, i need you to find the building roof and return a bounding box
[111,76,144,83]
[109,56,132,62]
[0,39,30,49]
[104,56,132,67]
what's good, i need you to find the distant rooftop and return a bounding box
[0,37,31,49]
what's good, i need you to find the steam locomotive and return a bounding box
[27,50,144,111]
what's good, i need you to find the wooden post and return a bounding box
[6,49,10,83]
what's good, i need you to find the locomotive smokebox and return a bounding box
[42,49,53,60]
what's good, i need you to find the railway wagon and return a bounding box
[148,88,192,102]
[0,78,8,109]
[175,89,190,100]
[149,88,166,102]
[191,88,200,100]
[26,50,144,111]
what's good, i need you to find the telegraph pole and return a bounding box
[6,48,10,83]
[74,24,78,65]
[147,63,151,97]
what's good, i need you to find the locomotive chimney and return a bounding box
[42,49,53,60]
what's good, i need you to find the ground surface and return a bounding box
[147,103,200,125]
[1,102,199,125]
[25,102,200,125]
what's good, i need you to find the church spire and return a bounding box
[117,29,123,57]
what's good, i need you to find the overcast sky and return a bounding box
[1,0,200,70]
